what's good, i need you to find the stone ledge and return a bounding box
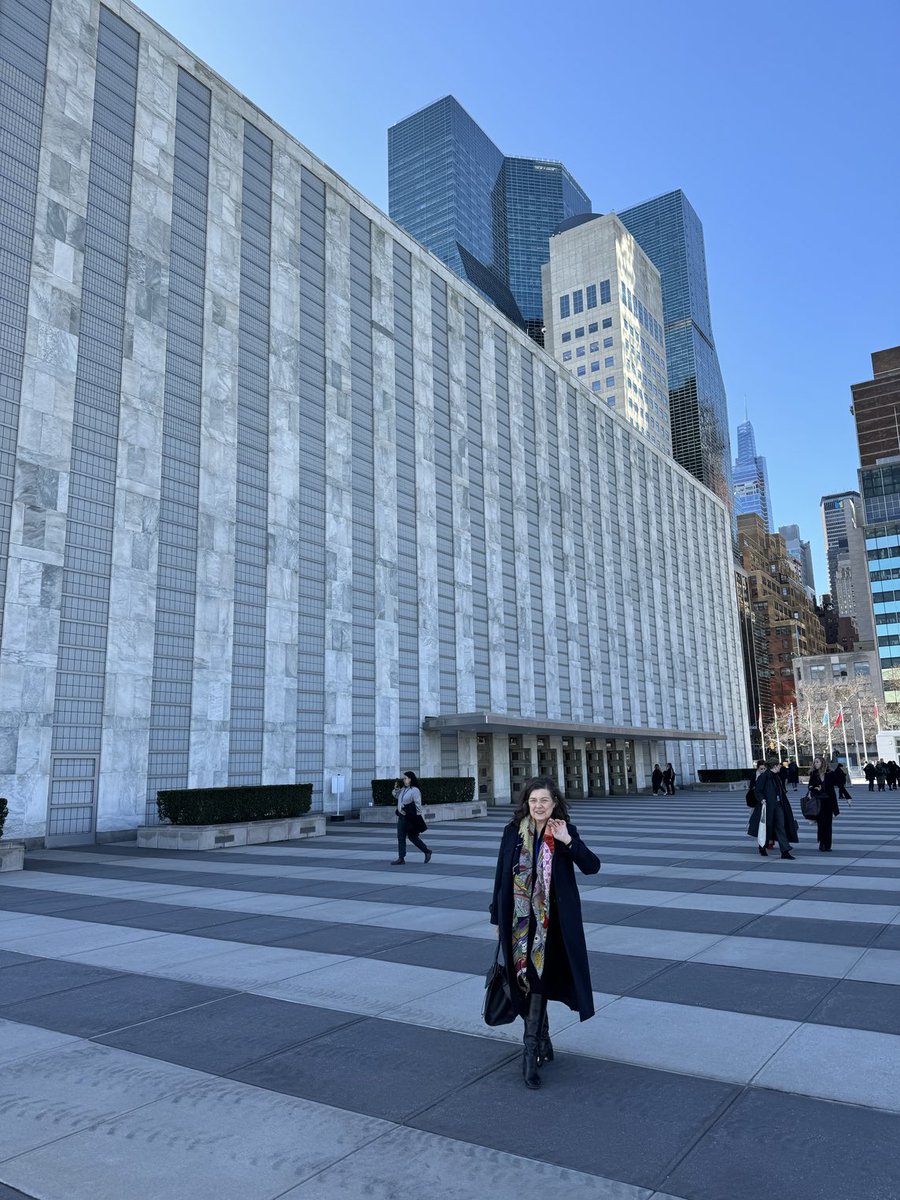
[358,801,486,824]
[136,814,325,851]
[0,842,25,872]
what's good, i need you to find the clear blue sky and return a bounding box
[138,0,898,592]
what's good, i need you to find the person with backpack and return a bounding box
[876,760,888,792]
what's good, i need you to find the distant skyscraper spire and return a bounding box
[733,418,772,531]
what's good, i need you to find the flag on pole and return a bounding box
[757,705,763,732]
[822,704,830,728]
[833,710,843,728]
[787,708,794,729]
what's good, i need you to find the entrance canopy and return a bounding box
[422,712,725,741]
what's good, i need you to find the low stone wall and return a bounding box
[358,800,487,824]
[136,814,325,851]
[0,842,24,871]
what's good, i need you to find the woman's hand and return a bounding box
[548,818,571,845]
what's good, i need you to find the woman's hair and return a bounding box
[401,770,419,787]
[511,776,569,824]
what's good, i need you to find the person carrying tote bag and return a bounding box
[391,770,432,865]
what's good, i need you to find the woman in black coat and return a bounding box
[808,756,840,851]
[489,775,600,1089]
[651,764,664,795]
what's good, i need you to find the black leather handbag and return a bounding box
[482,938,517,1026]
[402,801,427,835]
[800,790,821,820]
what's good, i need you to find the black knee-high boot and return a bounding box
[522,993,544,1089]
[538,1005,553,1065]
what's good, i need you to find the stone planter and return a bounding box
[0,842,25,872]
[358,800,486,824]
[136,814,325,851]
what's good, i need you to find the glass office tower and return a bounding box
[732,419,772,531]
[853,348,900,703]
[617,191,733,510]
[389,97,590,341]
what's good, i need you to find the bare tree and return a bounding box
[794,676,881,768]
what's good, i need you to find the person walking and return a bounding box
[864,761,876,792]
[833,761,852,803]
[749,754,799,859]
[787,760,800,792]
[651,764,664,795]
[391,771,432,865]
[808,756,840,852]
[663,763,676,795]
[489,776,600,1089]
[889,761,899,791]
[876,759,888,792]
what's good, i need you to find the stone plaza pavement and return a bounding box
[2,790,900,1200]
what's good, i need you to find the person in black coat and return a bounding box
[787,761,800,791]
[748,755,799,858]
[808,756,840,851]
[864,761,876,791]
[651,764,664,795]
[489,775,600,1089]
[662,763,676,795]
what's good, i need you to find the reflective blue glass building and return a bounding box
[732,419,773,531]
[617,191,733,510]
[388,96,590,341]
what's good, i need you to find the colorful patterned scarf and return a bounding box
[512,817,554,992]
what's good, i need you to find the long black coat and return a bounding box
[748,769,799,844]
[490,821,600,1022]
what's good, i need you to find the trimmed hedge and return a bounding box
[698,768,755,783]
[371,777,476,807]
[157,784,312,826]
[0,797,6,839]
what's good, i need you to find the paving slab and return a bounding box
[846,947,900,984]
[0,958,121,1005]
[553,995,798,1083]
[232,1016,515,1121]
[583,924,726,960]
[97,993,360,1073]
[0,1074,390,1200]
[279,1125,654,1200]
[754,1022,900,1111]
[630,961,838,1021]
[0,1018,79,1067]
[0,1041,205,1160]
[0,973,231,1038]
[806,978,900,1036]
[691,935,867,978]
[255,956,468,1017]
[664,1087,900,1200]
[410,1052,737,1190]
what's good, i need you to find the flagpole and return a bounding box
[851,707,862,776]
[859,698,869,765]
[875,702,882,734]
[808,703,815,761]
[827,712,834,761]
[840,705,850,768]
[773,706,781,761]
[791,703,799,765]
